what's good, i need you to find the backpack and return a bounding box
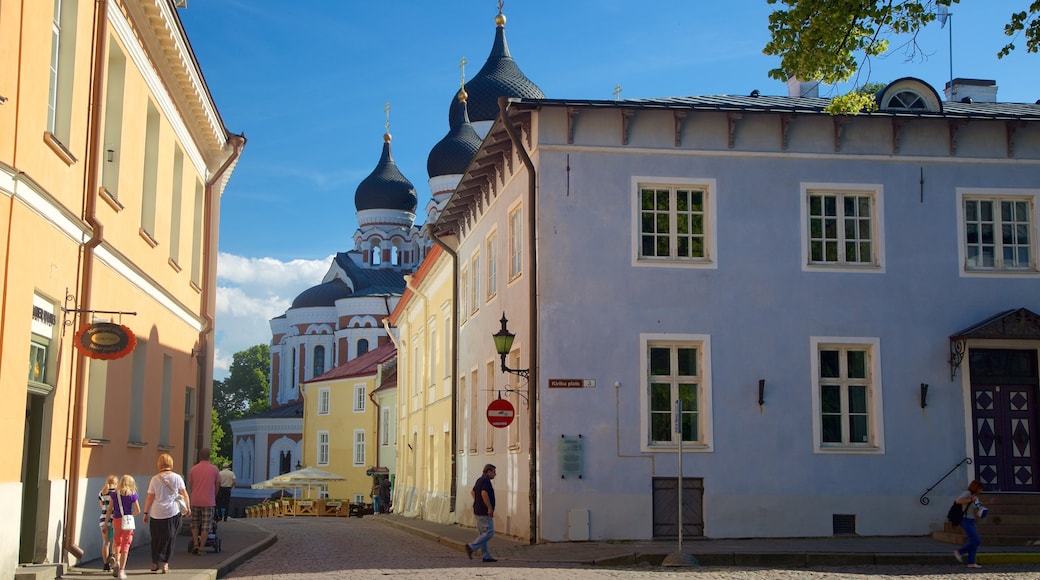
[947,501,965,526]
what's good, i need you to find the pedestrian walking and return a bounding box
[188,447,220,554]
[98,474,117,572]
[104,474,140,580]
[217,462,236,521]
[143,452,191,574]
[379,476,392,514]
[464,464,497,563]
[953,479,986,568]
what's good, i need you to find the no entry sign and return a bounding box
[487,398,515,428]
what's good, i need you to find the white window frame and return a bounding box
[486,231,498,300]
[459,265,468,322]
[317,430,330,466]
[632,177,718,269]
[317,387,330,415]
[353,383,366,413]
[810,337,885,454]
[639,333,713,452]
[381,407,391,446]
[470,252,480,315]
[509,204,523,280]
[956,188,1039,277]
[800,183,885,273]
[353,429,366,466]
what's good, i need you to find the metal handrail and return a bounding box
[919,457,973,505]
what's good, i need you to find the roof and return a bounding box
[428,94,483,178]
[354,136,418,213]
[307,341,396,383]
[508,94,1040,121]
[332,252,408,296]
[245,402,304,420]
[291,279,352,308]
[458,13,544,123]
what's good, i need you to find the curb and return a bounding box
[215,521,279,578]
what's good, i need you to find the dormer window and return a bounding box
[876,78,943,113]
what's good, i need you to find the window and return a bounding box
[353,430,366,466]
[317,387,330,415]
[509,205,522,279]
[643,337,713,450]
[317,431,329,466]
[381,407,391,446]
[810,337,884,453]
[486,232,498,299]
[428,325,437,401]
[459,266,469,322]
[357,339,369,357]
[886,90,926,110]
[168,147,184,266]
[140,103,160,240]
[961,193,1036,272]
[47,0,78,150]
[29,342,48,386]
[190,181,204,287]
[101,43,126,198]
[633,178,717,268]
[470,253,480,315]
[802,184,883,271]
[313,345,325,378]
[353,384,366,413]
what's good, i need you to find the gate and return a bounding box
[651,477,703,537]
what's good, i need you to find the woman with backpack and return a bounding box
[952,480,985,568]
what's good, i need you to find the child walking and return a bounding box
[98,475,117,572]
[105,474,141,580]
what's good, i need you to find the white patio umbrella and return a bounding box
[250,467,345,499]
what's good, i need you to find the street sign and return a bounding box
[486,398,515,428]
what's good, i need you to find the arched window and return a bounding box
[313,345,325,377]
[357,339,369,356]
[887,90,926,110]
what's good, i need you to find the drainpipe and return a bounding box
[64,0,108,560]
[196,133,245,457]
[430,235,459,513]
[498,96,538,545]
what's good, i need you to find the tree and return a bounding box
[211,344,271,460]
[763,0,1040,113]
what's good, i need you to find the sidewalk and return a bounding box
[57,513,1040,579]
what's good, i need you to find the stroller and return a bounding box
[187,510,223,554]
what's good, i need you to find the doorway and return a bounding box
[651,477,703,537]
[969,348,1040,492]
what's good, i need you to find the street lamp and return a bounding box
[493,313,529,380]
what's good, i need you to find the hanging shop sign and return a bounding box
[74,322,136,360]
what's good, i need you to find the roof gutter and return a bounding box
[498,96,538,544]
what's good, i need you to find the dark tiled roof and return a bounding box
[291,279,352,308]
[333,253,407,296]
[460,23,544,123]
[509,94,1040,120]
[355,138,418,212]
[246,402,303,420]
[428,94,483,178]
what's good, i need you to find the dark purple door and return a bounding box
[969,349,1040,492]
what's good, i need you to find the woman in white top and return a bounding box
[142,453,191,574]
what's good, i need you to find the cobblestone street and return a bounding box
[225,517,1040,579]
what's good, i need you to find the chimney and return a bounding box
[944,78,997,103]
[787,76,820,98]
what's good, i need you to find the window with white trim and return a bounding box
[639,186,708,261]
[459,266,468,322]
[810,337,885,453]
[317,387,330,415]
[47,0,77,147]
[381,407,391,446]
[317,430,329,466]
[353,430,366,466]
[805,188,879,267]
[486,231,498,299]
[641,335,713,451]
[962,195,1036,272]
[353,384,366,413]
[509,205,523,279]
[470,252,480,315]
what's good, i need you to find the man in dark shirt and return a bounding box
[465,464,497,563]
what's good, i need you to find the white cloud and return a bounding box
[212,252,333,380]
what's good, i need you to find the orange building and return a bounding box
[0,0,242,574]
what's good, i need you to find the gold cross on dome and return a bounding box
[613,84,622,101]
[384,102,391,132]
[459,56,467,88]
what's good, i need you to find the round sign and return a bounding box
[486,398,515,428]
[73,322,137,360]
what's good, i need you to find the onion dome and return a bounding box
[291,279,352,308]
[427,90,482,178]
[453,8,544,124]
[354,133,418,213]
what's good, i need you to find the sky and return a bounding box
[177,1,1039,379]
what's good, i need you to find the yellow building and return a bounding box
[388,244,458,523]
[301,341,396,506]
[0,0,242,573]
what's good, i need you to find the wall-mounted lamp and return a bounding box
[493,313,530,380]
[920,383,929,409]
[758,379,766,406]
[106,148,115,162]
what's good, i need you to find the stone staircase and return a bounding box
[933,494,1040,546]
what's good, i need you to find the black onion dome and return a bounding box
[453,20,544,124]
[427,94,482,178]
[291,279,352,308]
[354,136,418,213]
